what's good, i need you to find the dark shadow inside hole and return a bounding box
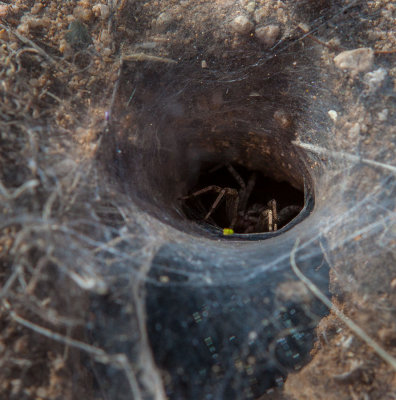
[182,164,304,234]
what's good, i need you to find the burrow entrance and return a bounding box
[103,47,317,239]
[182,163,304,234]
[96,31,328,400]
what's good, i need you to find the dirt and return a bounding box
[0,0,395,399]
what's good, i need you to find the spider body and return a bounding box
[182,165,301,234]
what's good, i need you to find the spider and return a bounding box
[182,164,301,234]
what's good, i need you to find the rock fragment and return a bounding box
[156,12,174,32]
[364,67,387,93]
[245,1,256,14]
[274,109,292,129]
[231,15,254,35]
[93,4,110,20]
[65,20,93,50]
[255,24,280,47]
[377,109,388,122]
[328,110,338,122]
[334,48,374,75]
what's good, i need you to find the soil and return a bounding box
[0,1,395,399]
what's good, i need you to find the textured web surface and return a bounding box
[0,1,395,399]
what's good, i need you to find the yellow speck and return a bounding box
[223,228,234,236]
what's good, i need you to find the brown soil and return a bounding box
[0,1,395,399]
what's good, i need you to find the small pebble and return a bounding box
[160,275,170,283]
[391,278,396,289]
[231,15,254,35]
[0,28,9,41]
[334,48,374,75]
[364,67,387,92]
[73,6,93,22]
[255,24,280,47]
[156,12,173,32]
[245,1,256,14]
[92,4,110,20]
[17,22,30,35]
[65,20,93,50]
[274,109,292,129]
[328,110,338,122]
[0,5,11,18]
[298,22,310,33]
[36,388,48,398]
[377,109,388,121]
[348,122,361,138]
[31,2,44,14]
[11,380,22,395]
[254,7,268,23]
[102,47,113,57]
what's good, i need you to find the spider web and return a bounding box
[0,0,395,399]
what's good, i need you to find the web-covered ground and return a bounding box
[0,0,395,399]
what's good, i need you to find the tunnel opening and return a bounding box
[182,163,304,234]
[101,48,317,240]
[93,24,331,400]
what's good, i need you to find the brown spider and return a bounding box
[182,165,301,234]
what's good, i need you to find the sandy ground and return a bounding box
[0,0,395,399]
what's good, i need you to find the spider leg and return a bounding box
[204,188,227,220]
[183,185,240,226]
[225,190,239,229]
[267,199,278,231]
[181,185,224,200]
[208,163,226,174]
[239,172,256,212]
[226,164,257,214]
[226,164,246,189]
[267,209,273,232]
[257,208,273,232]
